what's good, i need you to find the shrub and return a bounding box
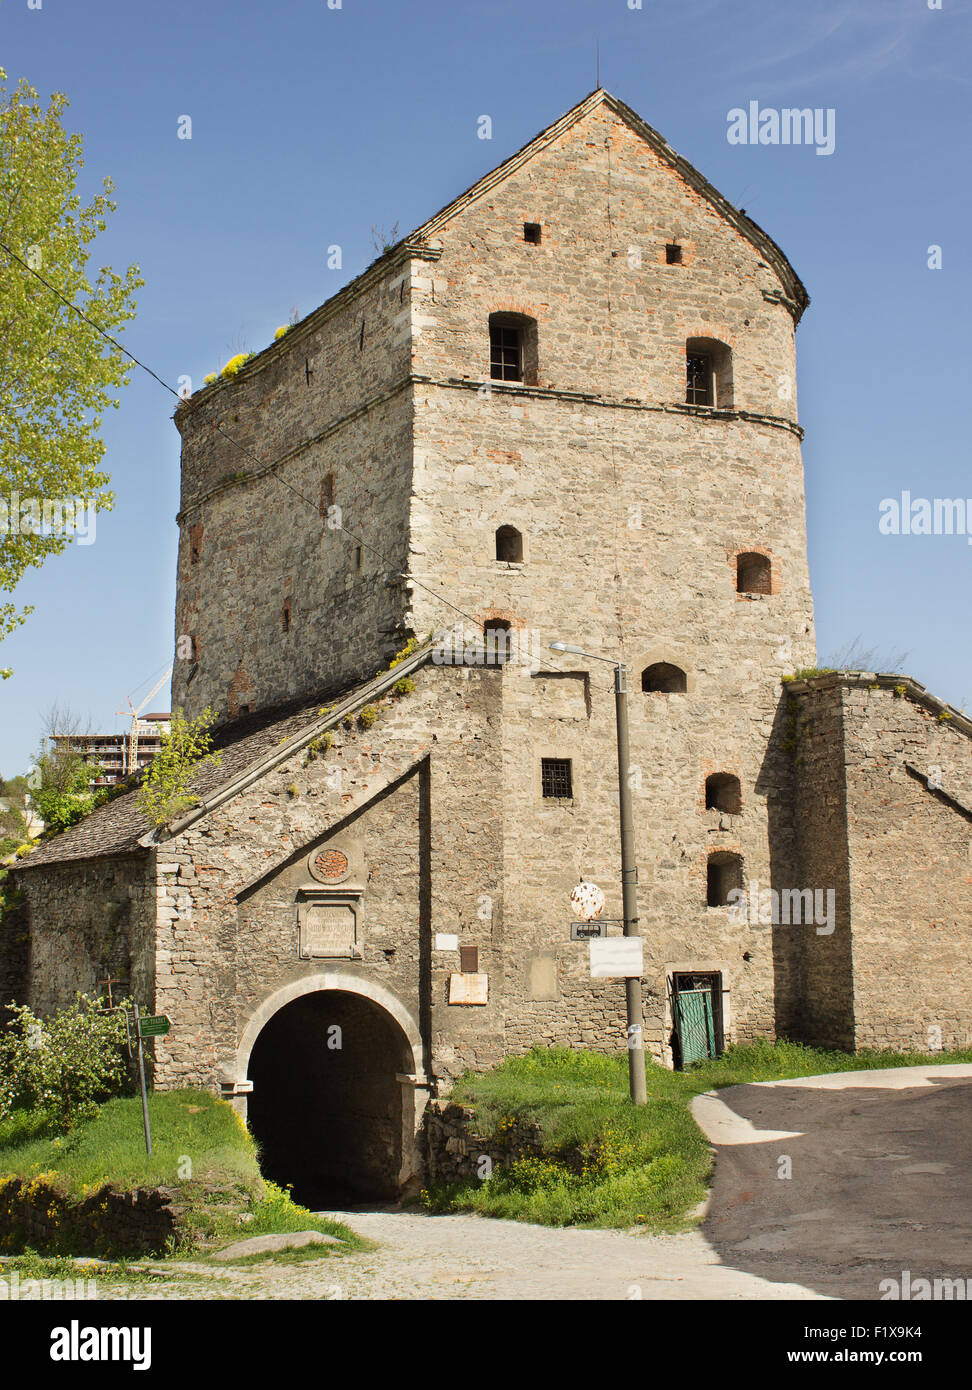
[0,996,130,1128]
[274,325,290,341]
[358,704,379,729]
[305,730,334,763]
[220,353,253,380]
[392,676,415,697]
[136,707,222,828]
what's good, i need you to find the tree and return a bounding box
[137,707,222,827]
[0,68,142,677]
[27,704,102,836]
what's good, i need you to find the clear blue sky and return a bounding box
[1,0,970,776]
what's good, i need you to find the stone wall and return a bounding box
[402,99,815,1065]
[423,1099,544,1187]
[0,895,29,1024]
[790,675,972,1052]
[16,854,156,1016]
[0,1177,180,1257]
[171,247,437,723]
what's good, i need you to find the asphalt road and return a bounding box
[692,1064,972,1300]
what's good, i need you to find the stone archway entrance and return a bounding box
[242,982,424,1209]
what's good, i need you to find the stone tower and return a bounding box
[12,93,970,1202]
[172,88,815,727]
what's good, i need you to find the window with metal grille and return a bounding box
[686,352,712,405]
[490,322,522,381]
[541,757,573,799]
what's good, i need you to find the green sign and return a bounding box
[139,1015,171,1037]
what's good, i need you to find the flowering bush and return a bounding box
[220,353,252,380]
[0,995,130,1127]
[274,325,290,340]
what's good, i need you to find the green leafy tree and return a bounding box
[137,707,222,827]
[0,994,131,1126]
[29,744,99,835]
[0,68,142,677]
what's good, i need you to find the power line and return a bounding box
[0,236,567,676]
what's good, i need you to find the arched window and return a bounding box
[686,337,733,409]
[705,773,742,815]
[495,525,523,563]
[489,313,539,385]
[737,552,772,595]
[707,851,743,907]
[484,619,512,666]
[642,662,687,694]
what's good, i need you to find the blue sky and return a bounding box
[1,0,970,776]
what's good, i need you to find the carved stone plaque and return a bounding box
[298,896,360,958]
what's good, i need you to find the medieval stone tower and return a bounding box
[13,90,969,1201]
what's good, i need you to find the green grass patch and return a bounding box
[0,1089,258,1198]
[427,1041,972,1230]
[0,1089,361,1255]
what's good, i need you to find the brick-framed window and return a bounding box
[665,243,683,265]
[686,337,733,408]
[686,351,712,405]
[490,321,522,380]
[489,312,538,385]
[541,757,573,799]
[737,552,772,595]
[523,222,542,244]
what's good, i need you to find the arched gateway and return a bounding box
[232,974,427,1208]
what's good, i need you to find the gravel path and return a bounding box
[90,1210,824,1301]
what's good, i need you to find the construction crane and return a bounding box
[115,667,173,777]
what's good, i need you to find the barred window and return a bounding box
[541,757,573,799]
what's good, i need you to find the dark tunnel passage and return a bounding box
[246,989,414,1210]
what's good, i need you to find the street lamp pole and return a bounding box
[551,643,647,1106]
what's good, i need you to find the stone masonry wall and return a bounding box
[150,664,507,1093]
[171,249,436,723]
[841,681,972,1051]
[790,676,972,1052]
[18,854,157,1017]
[405,102,815,1063]
[788,681,855,1048]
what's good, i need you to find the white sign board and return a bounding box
[434,933,459,951]
[589,937,643,978]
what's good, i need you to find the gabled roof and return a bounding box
[410,88,808,318]
[14,641,436,870]
[177,88,809,417]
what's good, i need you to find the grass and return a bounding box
[0,1089,258,1197]
[0,1089,362,1255]
[423,1040,972,1230]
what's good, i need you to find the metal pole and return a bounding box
[615,664,647,1106]
[133,1003,152,1155]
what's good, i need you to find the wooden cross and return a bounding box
[97,974,129,1009]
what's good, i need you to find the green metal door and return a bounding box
[674,987,717,1066]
